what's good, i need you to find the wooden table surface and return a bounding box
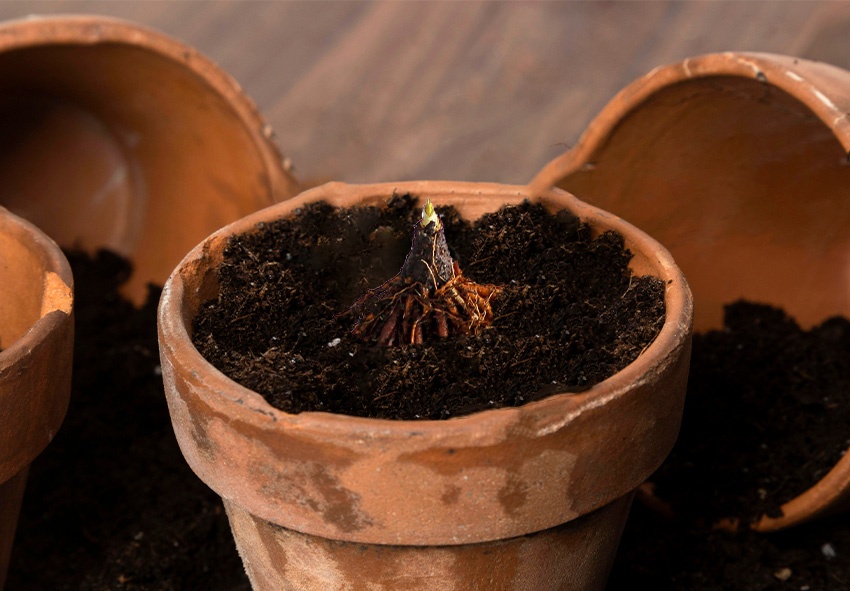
[0,1,846,190]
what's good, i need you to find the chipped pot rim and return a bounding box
[0,205,73,371]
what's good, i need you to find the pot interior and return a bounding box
[0,42,276,303]
[560,75,850,330]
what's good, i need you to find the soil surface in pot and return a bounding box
[6,251,249,591]
[652,301,850,525]
[193,195,666,420]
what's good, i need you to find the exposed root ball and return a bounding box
[351,261,502,346]
[350,200,502,346]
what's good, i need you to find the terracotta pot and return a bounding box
[0,15,299,303]
[530,52,850,531]
[0,207,73,590]
[159,180,692,590]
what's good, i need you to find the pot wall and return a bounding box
[224,493,634,591]
[0,206,73,591]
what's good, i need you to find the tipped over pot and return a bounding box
[158,180,692,590]
[0,15,299,302]
[0,207,73,590]
[531,52,850,531]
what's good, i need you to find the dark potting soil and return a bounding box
[6,250,249,591]
[609,500,850,591]
[609,301,850,590]
[653,301,850,526]
[192,195,667,420]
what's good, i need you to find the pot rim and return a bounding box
[159,179,692,437]
[0,13,298,201]
[0,205,73,368]
[529,51,850,198]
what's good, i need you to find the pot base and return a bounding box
[224,493,633,591]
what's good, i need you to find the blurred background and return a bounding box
[0,1,846,188]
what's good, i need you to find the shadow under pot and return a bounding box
[158,180,693,590]
[0,15,298,303]
[0,207,73,591]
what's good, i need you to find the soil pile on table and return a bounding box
[6,250,249,591]
[610,301,850,590]
[610,501,850,591]
[654,301,850,524]
[193,195,667,420]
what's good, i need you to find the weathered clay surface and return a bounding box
[530,52,850,531]
[224,493,633,591]
[0,15,299,303]
[0,206,73,590]
[159,180,692,559]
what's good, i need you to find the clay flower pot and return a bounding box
[0,207,73,590]
[531,52,850,531]
[159,180,692,590]
[0,15,298,301]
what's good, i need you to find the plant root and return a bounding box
[351,261,502,346]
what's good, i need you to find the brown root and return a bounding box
[350,268,502,346]
[348,200,502,346]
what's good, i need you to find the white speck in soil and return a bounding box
[327,338,341,347]
[822,543,837,559]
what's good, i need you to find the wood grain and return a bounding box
[0,1,847,187]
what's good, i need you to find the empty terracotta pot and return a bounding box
[0,15,299,303]
[530,52,850,531]
[158,180,693,590]
[0,206,73,590]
